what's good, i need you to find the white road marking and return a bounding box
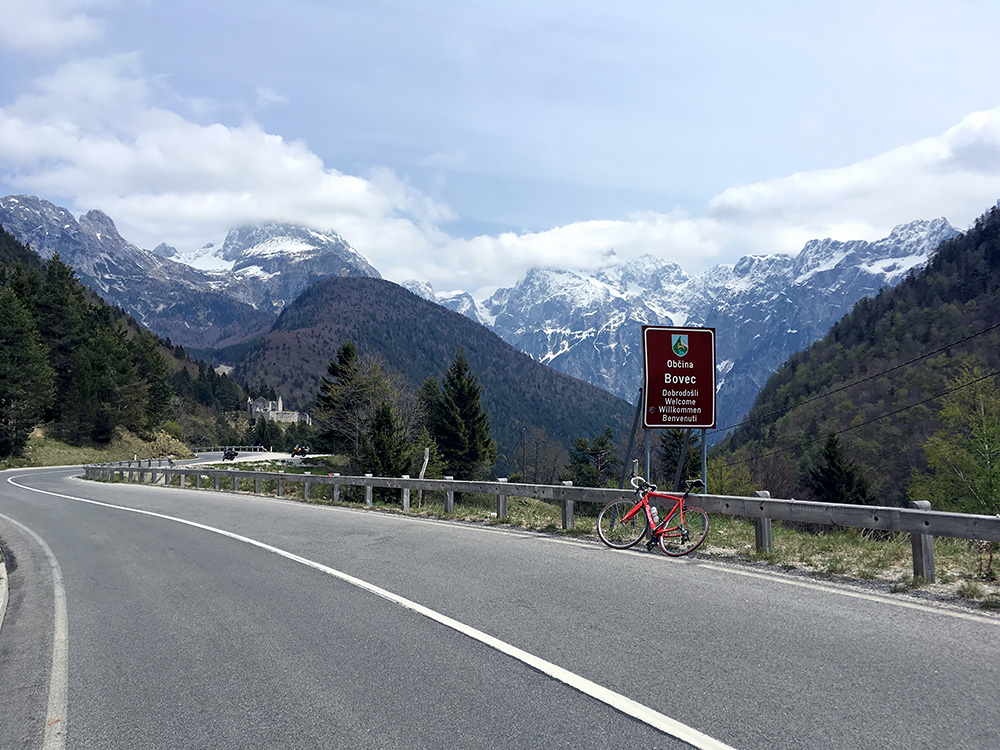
[8,474,734,750]
[696,562,1000,626]
[0,512,69,750]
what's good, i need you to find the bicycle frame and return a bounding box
[620,488,689,541]
[596,477,708,556]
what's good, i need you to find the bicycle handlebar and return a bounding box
[631,475,704,495]
[630,475,656,494]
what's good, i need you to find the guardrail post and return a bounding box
[907,500,936,583]
[401,475,410,512]
[214,474,220,491]
[277,470,284,497]
[195,473,202,489]
[333,474,340,503]
[304,472,311,501]
[561,480,574,529]
[254,469,261,494]
[365,474,373,507]
[497,478,508,519]
[445,477,454,513]
[754,491,773,552]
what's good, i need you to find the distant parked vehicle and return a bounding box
[291,445,309,457]
[222,447,239,461]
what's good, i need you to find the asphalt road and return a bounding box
[1,465,998,749]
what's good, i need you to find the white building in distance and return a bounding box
[247,396,312,426]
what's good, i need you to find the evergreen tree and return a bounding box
[420,349,496,479]
[566,427,620,487]
[35,255,88,421]
[314,341,394,472]
[245,416,284,451]
[656,429,702,489]
[0,288,56,457]
[129,332,174,430]
[803,434,875,505]
[361,401,409,481]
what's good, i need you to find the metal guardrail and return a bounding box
[82,464,1000,583]
[191,446,268,453]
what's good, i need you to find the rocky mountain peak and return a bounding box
[476,216,960,437]
[79,209,125,244]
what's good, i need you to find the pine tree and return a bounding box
[804,434,875,505]
[314,341,394,472]
[657,429,702,489]
[0,288,56,457]
[566,427,620,487]
[129,332,174,430]
[420,349,496,480]
[35,255,88,421]
[361,401,409,481]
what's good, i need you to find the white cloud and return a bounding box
[254,87,288,109]
[5,22,1000,303]
[0,52,446,272]
[0,0,106,54]
[436,108,1000,296]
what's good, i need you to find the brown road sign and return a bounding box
[642,326,716,429]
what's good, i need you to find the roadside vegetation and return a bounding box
[183,455,999,611]
[2,426,192,469]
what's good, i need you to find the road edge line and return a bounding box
[9,474,735,750]
[0,512,68,750]
[0,556,7,636]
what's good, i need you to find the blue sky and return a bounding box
[4,1,1000,297]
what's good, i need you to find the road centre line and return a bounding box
[8,475,735,750]
[0,511,68,750]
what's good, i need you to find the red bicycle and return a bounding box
[596,476,709,556]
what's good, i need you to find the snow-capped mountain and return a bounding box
[401,279,492,326]
[478,218,959,436]
[0,195,379,347]
[0,194,275,347]
[0,192,960,436]
[198,223,381,312]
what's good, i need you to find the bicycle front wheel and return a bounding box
[596,499,648,549]
[658,506,709,557]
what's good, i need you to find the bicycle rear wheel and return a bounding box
[596,499,648,549]
[657,506,709,556]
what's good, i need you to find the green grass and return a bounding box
[2,429,193,469]
[85,455,1000,605]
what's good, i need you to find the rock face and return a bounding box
[0,196,379,347]
[206,223,381,313]
[475,219,959,435]
[0,192,960,434]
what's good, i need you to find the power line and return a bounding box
[710,318,1000,436]
[720,367,1000,467]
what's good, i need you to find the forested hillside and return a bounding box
[228,276,633,459]
[0,227,248,456]
[717,203,1000,511]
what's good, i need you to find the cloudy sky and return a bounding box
[4,0,1000,297]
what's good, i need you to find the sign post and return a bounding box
[642,326,716,429]
[642,326,716,491]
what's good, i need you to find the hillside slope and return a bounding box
[719,204,1000,505]
[229,277,633,458]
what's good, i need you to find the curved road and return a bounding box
[1,464,998,749]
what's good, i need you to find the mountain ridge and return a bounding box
[230,276,633,459]
[469,217,958,435]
